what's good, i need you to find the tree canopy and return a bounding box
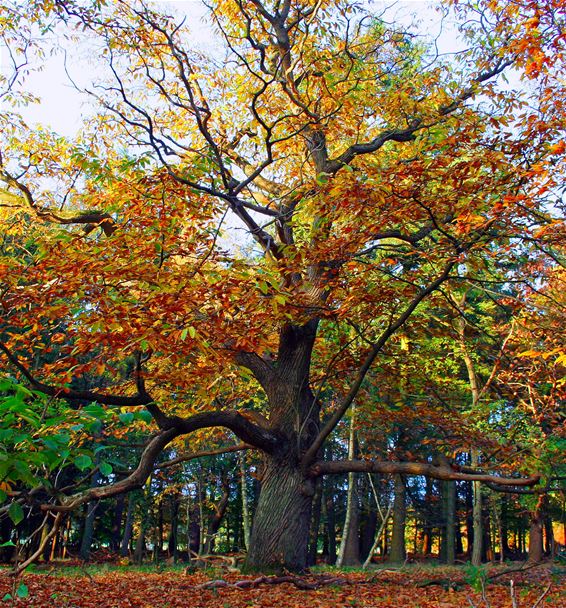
[0,0,564,571]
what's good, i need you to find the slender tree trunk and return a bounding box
[110,494,125,553]
[308,477,323,566]
[79,500,99,561]
[388,474,406,563]
[324,484,337,564]
[471,449,483,566]
[423,477,433,556]
[120,493,136,558]
[337,409,360,567]
[528,496,545,563]
[544,514,554,556]
[362,504,392,569]
[500,494,510,560]
[168,493,180,561]
[203,478,230,554]
[441,479,456,564]
[240,453,252,552]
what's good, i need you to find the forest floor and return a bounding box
[0,561,564,608]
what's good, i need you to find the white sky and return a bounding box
[0,1,460,137]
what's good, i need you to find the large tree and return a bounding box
[0,0,563,570]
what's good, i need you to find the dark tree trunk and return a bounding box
[500,495,510,559]
[388,474,406,563]
[324,485,337,564]
[528,496,545,563]
[360,510,378,562]
[120,493,136,557]
[308,477,323,566]
[110,494,125,552]
[242,321,320,572]
[244,460,314,572]
[204,478,230,554]
[79,501,98,561]
[544,515,554,556]
[168,493,180,560]
[440,480,456,564]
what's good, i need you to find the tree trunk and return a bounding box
[240,453,251,551]
[337,409,360,567]
[388,474,406,563]
[308,477,323,566]
[544,514,554,556]
[120,493,136,557]
[528,496,545,563]
[323,484,337,564]
[168,493,180,560]
[440,479,456,564]
[203,478,230,554]
[110,494,125,552]
[243,460,314,572]
[79,500,98,561]
[471,449,483,566]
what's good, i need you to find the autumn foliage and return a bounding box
[0,0,564,575]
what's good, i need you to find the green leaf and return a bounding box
[118,412,134,424]
[16,583,28,599]
[8,503,24,525]
[99,462,113,476]
[2,593,12,601]
[0,490,6,504]
[136,410,153,424]
[0,541,15,547]
[74,454,92,471]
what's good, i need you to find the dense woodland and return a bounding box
[0,0,564,588]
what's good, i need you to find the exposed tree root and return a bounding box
[196,573,348,590]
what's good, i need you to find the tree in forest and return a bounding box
[0,0,564,571]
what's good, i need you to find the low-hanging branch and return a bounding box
[312,460,541,489]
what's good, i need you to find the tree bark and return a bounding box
[244,460,314,572]
[168,493,180,560]
[120,493,136,557]
[388,474,406,563]
[110,494,125,552]
[308,477,323,566]
[528,496,545,563]
[471,449,483,566]
[337,409,360,567]
[440,479,456,564]
[240,453,252,551]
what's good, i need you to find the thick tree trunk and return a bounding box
[244,460,314,572]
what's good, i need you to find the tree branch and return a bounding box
[312,460,541,489]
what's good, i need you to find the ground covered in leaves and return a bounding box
[0,563,564,608]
